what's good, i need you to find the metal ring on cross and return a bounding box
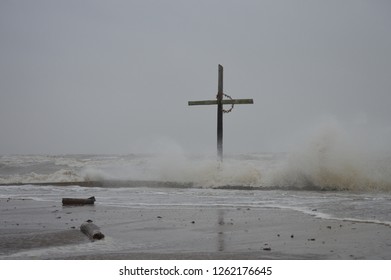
[223,93,234,113]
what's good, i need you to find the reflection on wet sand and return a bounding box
[217,209,225,252]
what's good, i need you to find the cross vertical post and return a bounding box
[188,65,254,161]
[217,64,223,161]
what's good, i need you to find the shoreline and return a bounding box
[1,198,390,260]
[0,180,361,191]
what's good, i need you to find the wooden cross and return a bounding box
[188,65,254,161]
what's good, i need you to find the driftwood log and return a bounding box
[62,196,95,205]
[80,220,105,240]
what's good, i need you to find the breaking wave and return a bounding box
[270,123,391,191]
[1,123,391,191]
[1,152,391,191]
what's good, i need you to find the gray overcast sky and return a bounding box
[0,0,390,155]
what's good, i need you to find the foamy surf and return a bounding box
[1,183,390,230]
[1,152,391,191]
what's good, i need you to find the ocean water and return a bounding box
[1,152,391,227]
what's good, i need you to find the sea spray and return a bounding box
[127,153,263,187]
[270,121,391,191]
[1,146,391,191]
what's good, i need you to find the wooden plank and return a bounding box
[62,196,95,205]
[188,100,218,106]
[217,64,223,161]
[188,99,253,106]
[222,99,254,105]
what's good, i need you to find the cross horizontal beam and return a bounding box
[188,99,254,106]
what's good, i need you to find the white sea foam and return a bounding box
[1,150,391,191]
[270,121,391,191]
[1,120,391,191]
[0,169,83,184]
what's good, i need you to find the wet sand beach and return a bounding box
[0,197,390,260]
